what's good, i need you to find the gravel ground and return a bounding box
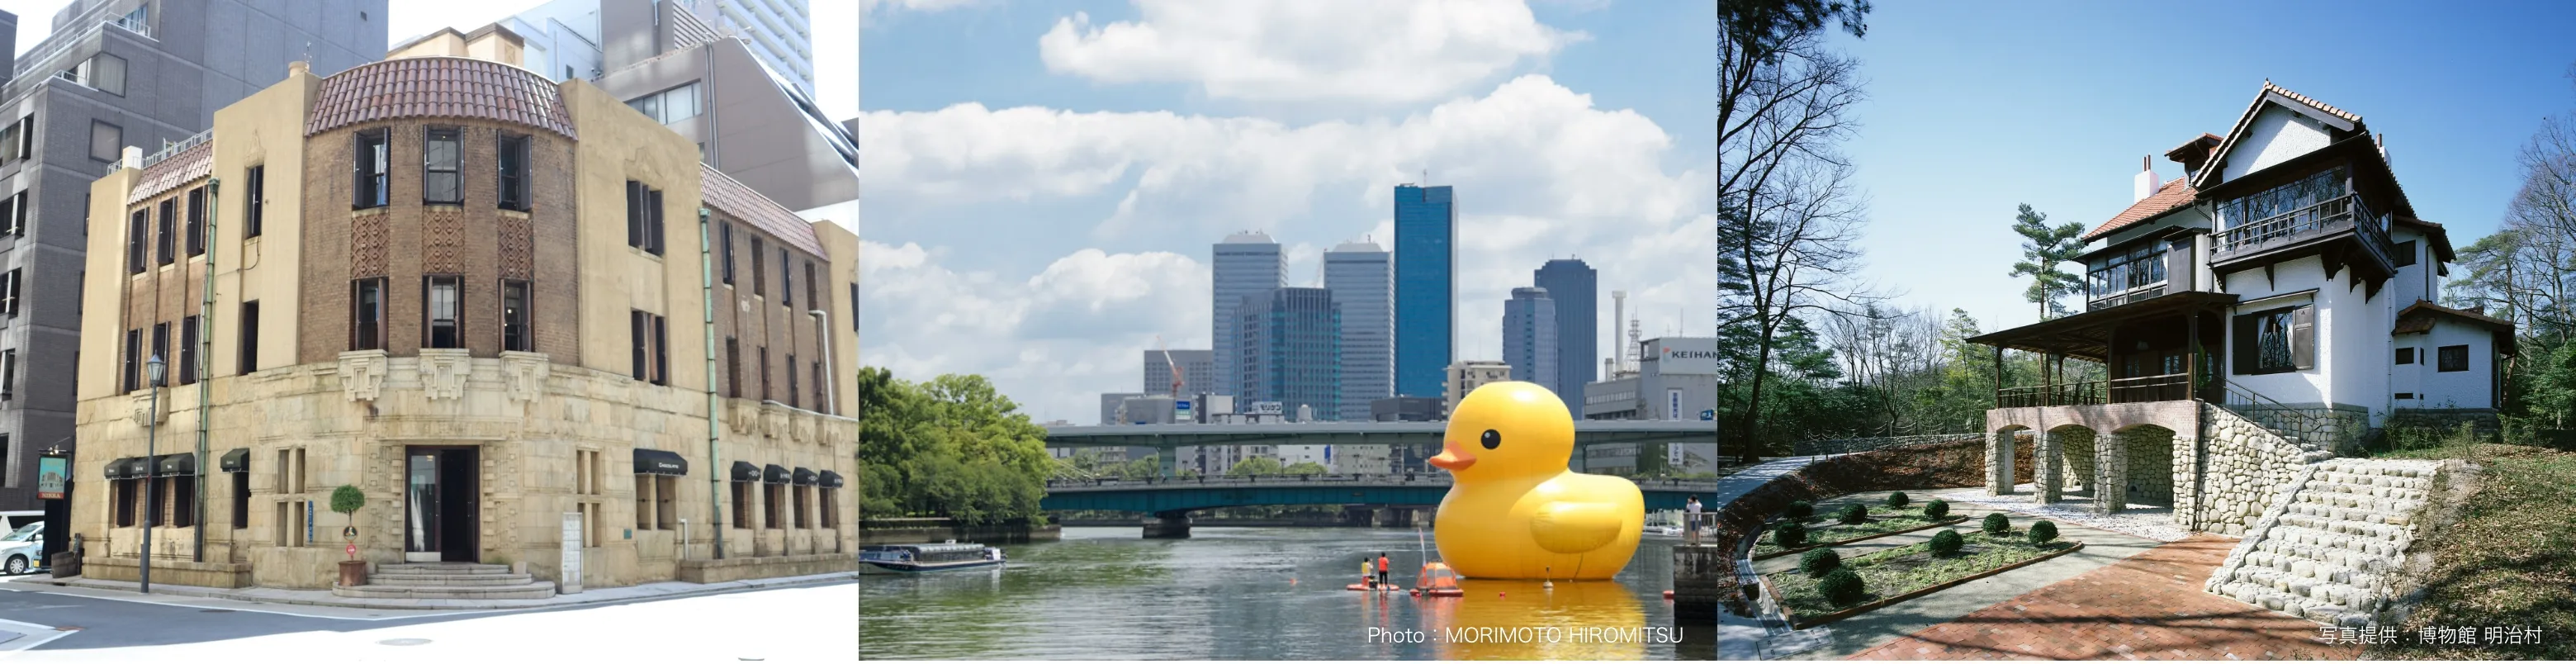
[1932,488,2196,543]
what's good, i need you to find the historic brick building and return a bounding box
[72,57,858,595]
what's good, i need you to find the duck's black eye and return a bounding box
[1480,429,1501,449]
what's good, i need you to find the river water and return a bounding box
[859,526,1717,660]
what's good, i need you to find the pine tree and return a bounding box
[2005,204,2088,319]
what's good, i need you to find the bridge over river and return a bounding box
[1044,420,1721,478]
[1042,473,1727,538]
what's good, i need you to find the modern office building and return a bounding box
[0,0,386,512]
[1370,396,1443,422]
[471,0,812,97]
[1241,287,1341,422]
[1393,184,1456,399]
[1214,231,1284,400]
[1533,258,1598,415]
[1503,287,1560,401]
[1098,391,1148,424]
[1442,360,1513,419]
[1575,337,1721,475]
[1324,241,1392,421]
[72,57,859,593]
[1141,349,1216,396]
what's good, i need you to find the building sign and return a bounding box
[1669,440,1686,466]
[1251,401,1284,415]
[1668,388,1684,420]
[1656,338,1721,375]
[36,457,64,500]
[1699,409,1717,421]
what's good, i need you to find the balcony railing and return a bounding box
[2105,372,2199,404]
[1998,372,2207,409]
[2087,283,2166,311]
[2214,194,2394,271]
[1997,381,2101,409]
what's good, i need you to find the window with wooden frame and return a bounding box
[423,127,462,204]
[424,276,462,349]
[2438,344,2469,372]
[244,165,264,237]
[155,198,174,265]
[497,133,531,211]
[352,277,388,351]
[2394,240,2417,268]
[353,130,389,209]
[186,186,205,256]
[732,480,752,529]
[2231,305,2312,375]
[127,210,147,273]
[501,280,533,352]
[765,481,784,530]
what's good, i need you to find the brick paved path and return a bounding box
[1847,535,2365,661]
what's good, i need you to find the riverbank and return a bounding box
[859,519,1063,545]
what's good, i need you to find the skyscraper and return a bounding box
[1533,258,1598,415]
[1215,233,1286,401]
[1324,242,1393,421]
[1242,287,1342,421]
[499,0,816,97]
[1394,185,1456,398]
[1504,287,1560,401]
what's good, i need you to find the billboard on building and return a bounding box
[1656,338,1721,375]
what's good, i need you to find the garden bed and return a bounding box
[1750,515,1968,560]
[1764,531,2084,628]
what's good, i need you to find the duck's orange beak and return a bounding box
[1428,441,1475,471]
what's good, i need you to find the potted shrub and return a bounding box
[330,485,367,587]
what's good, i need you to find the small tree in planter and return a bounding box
[330,486,367,587]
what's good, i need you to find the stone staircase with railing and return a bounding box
[333,562,559,600]
[2203,458,2441,627]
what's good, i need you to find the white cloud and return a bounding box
[1037,0,1583,104]
[859,0,982,13]
[861,75,1715,423]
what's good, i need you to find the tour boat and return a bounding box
[859,542,1005,574]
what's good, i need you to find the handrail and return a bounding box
[143,130,214,168]
[2217,383,2334,452]
[2214,194,2394,273]
[1996,381,2104,408]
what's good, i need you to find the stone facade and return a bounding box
[2197,406,2332,536]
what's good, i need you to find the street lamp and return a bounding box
[141,354,164,594]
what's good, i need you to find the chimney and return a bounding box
[2133,155,2160,202]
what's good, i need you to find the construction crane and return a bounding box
[1157,335,1185,396]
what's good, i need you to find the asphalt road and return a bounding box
[0,578,859,659]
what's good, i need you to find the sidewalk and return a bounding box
[12,571,856,615]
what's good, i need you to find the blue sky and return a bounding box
[858,0,2576,424]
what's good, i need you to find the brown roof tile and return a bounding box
[126,140,214,205]
[2083,177,2195,241]
[701,163,826,257]
[305,57,576,140]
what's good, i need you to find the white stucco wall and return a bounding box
[2388,227,2430,307]
[2391,338,2424,403]
[2416,320,2498,410]
[2222,106,2335,183]
[2219,254,2393,417]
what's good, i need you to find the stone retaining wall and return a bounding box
[2198,407,2332,535]
[79,557,254,589]
[675,553,856,584]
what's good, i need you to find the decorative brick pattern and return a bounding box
[424,208,465,274]
[352,213,388,277]
[499,213,533,280]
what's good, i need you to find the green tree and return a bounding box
[2006,204,2087,320]
[854,368,1051,524]
[1227,457,1286,477]
[1119,455,1162,480]
[1281,461,1328,476]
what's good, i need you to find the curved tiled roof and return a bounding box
[701,163,825,257]
[127,140,214,205]
[2083,177,2195,241]
[305,57,576,140]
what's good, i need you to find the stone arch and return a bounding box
[2112,424,2178,510]
[2043,424,2096,505]
[1987,425,2033,495]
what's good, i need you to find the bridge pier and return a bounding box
[1374,507,1417,528]
[1144,512,1192,538]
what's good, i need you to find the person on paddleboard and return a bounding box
[1361,557,1376,589]
[1376,553,1391,588]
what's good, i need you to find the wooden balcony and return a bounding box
[2211,193,2394,277]
[1996,372,2208,409]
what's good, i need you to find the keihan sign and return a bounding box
[1656,338,1721,375]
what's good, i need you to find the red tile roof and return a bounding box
[126,140,214,205]
[2394,301,2512,334]
[2083,177,2195,241]
[2263,80,2361,124]
[701,163,825,257]
[305,57,576,140]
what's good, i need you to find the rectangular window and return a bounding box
[0,268,17,315]
[352,277,386,350]
[116,479,136,527]
[721,223,736,284]
[814,361,827,414]
[852,283,861,333]
[752,237,767,296]
[497,134,531,211]
[90,120,121,163]
[1,192,19,236]
[731,480,751,529]
[820,487,838,529]
[2232,305,2313,375]
[186,187,206,256]
[765,482,783,529]
[12,116,32,161]
[653,314,670,386]
[424,276,462,349]
[0,120,17,165]
[2220,166,2350,230]
[178,315,199,385]
[805,263,819,311]
[793,485,810,529]
[151,322,169,383]
[353,130,388,209]
[2395,347,2415,365]
[156,199,175,265]
[172,476,195,528]
[232,472,250,529]
[239,301,260,374]
[123,329,140,392]
[635,472,654,530]
[502,280,533,352]
[2395,392,2416,400]
[656,476,676,530]
[760,345,772,401]
[0,349,15,399]
[127,210,148,273]
[424,127,462,204]
[781,249,794,306]
[628,311,670,384]
[627,83,701,125]
[646,188,665,255]
[726,337,741,397]
[90,52,126,96]
[787,353,799,409]
[2394,240,2417,268]
[625,181,666,254]
[9,192,22,238]
[2438,344,2469,372]
[244,165,265,238]
[631,311,649,380]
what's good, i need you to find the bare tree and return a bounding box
[1825,305,1948,434]
[1718,1,1874,462]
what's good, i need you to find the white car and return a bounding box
[0,521,42,575]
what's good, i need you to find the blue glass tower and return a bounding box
[1393,185,1455,398]
[1533,258,1598,415]
[1243,287,1342,420]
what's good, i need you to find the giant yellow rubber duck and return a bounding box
[1428,382,1644,581]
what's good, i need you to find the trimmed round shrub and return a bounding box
[1772,521,1807,548]
[1817,567,1867,606]
[1928,529,1964,556]
[1783,500,1815,520]
[1981,512,2010,535]
[2027,519,2059,544]
[1923,500,1950,519]
[1797,548,1842,577]
[1836,504,1868,525]
[1884,491,1911,509]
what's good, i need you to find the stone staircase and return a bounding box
[2204,458,2441,627]
[333,562,558,600]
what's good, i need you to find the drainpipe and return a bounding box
[195,178,219,562]
[699,208,725,560]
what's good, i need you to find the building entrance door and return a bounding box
[403,446,481,562]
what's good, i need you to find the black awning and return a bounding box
[154,453,197,477]
[219,448,249,473]
[104,458,142,480]
[817,471,844,488]
[634,448,689,477]
[792,467,817,486]
[763,464,790,484]
[730,461,761,482]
